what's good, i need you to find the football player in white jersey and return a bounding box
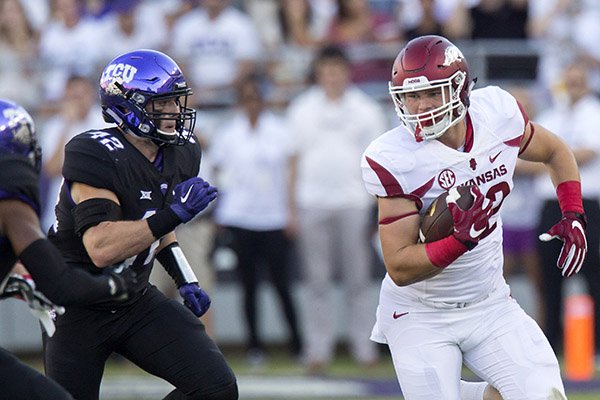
[361,35,586,400]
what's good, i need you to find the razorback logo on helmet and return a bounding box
[442,46,464,67]
[100,63,138,85]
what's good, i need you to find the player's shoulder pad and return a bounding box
[66,128,126,161]
[63,128,123,189]
[0,155,40,212]
[361,127,416,197]
[470,86,526,141]
[471,86,522,121]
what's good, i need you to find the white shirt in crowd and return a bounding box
[211,110,294,231]
[534,93,600,200]
[287,86,387,210]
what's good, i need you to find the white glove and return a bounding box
[0,275,65,336]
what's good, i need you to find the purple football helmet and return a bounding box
[99,49,196,146]
[0,99,40,171]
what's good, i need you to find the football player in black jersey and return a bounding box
[44,49,238,400]
[0,99,136,400]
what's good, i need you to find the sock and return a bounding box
[460,380,487,400]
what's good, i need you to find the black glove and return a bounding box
[104,264,138,301]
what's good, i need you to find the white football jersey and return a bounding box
[362,86,527,305]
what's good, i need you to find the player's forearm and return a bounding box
[544,144,581,188]
[19,238,116,305]
[83,219,156,267]
[382,243,442,286]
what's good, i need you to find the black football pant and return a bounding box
[227,227,302,354]
[43,285,237,400]
[536,198,600,353]
[0,347,73,399]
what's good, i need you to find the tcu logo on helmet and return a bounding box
[2,107,33,144]
[437,168,456,190]
[100,63,138,85]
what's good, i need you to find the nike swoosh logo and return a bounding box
[470,225,485,238]
[181,184,194,203]
[393,311,409,319]
[489,151,502,163]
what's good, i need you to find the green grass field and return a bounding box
[22,347,600,399]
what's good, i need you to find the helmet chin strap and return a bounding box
[156,128,178,145]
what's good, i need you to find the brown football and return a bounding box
[419,185,475,243]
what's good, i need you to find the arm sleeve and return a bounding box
[19,239,116,305]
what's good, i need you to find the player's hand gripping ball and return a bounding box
[419,185,475,243]
[419,185,493,250]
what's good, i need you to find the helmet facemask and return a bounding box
[141,91,196,146]
[389,70,468,141]
[104,82,196,146]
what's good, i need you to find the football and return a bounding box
[419,185,475,243]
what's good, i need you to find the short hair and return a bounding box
[314,44,350,66]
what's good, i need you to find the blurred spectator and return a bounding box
[500,86,544,324]
[170,0,263,107]
[266,0,330,105]
[287,45,387,373]
[39,75,108,232]
[396,0,470,40]
[466,0,529,39]
[244,0,284,51]
[0,0,41,109]
[528,0,600,96]
[281,0,338,45]
[39,0,109,102]
[324,0,402,83]
[210,75,302,364]
[19,0,50,30]
[534,61,600,353]
[98,0,168,57]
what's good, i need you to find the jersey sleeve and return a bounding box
[62,133,120,191]
[361,140,411,198]
[0,155,40,213]
[477,86,528,143]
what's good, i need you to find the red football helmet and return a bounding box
[389,35,473,141]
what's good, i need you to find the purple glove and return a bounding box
[179,283,211,317]
[170,177,218,223]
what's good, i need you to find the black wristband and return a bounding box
[155,242,197,287]
[146,208,182,239]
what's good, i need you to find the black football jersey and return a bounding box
[48,128,201,304]
[0,155,40,280]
